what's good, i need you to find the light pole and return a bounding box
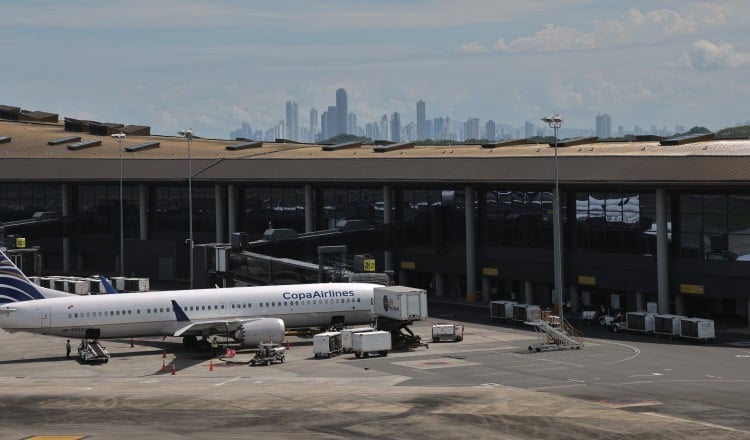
[111,132,126,277]
[178,129,194,289]
[541,114,564,325]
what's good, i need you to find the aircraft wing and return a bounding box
[170,299,267,337]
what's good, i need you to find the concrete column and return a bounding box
[524,280,534,304]
[61,184,71,273]
[674,293,685,316]
[636,290,645,312]
[656,189,670,314]
[304,184,314,233]
[138,184,148,240]
[747,300,750,328]
[383,185,393,273]
[227,184,237,236]
[214,184,225,243]
[569,284,579,313]
[434,272,444,298]
[465,186,476,296]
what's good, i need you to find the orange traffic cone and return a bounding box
[162,359,166,373]
[286,339,290,350]
[171,364,176,375]
[209,359,214,372]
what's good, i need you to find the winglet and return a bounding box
[171,300,190,322]
[98,275,118,294]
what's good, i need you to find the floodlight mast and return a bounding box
[111,132,126,278]
[178,129,194,289]
[541,114,564,325]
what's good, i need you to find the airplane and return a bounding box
[0,249,379,350]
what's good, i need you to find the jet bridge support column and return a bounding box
[656,189,669,314]
[139,184,148,240]
[62,184,71,273]
[465,186,476,297]
[227,184,237,236]
[383,185,393,273]
[215,184,225,243]
[305,184,314,233]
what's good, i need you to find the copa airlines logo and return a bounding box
[0,253,44,303]
[282,289,355,300]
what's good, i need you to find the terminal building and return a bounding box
[2,105,750,325]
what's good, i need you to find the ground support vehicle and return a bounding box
[654,314,684,339]
[341,327,375,353]
[375,316,429,349]
[352,331,392,358]
[680,318,715,343]
[512,304,541,324]
[431,324,464,342]
[250,342,286,366]
[374,286,428,321]
[78,339,110,363]
[626,312,655,334]
[490,300,516,322]
[598,314,626,333]
[313,331,342,359]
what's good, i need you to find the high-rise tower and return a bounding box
[416,100,426,140]
[596,113,612,138]
[285,101,298,141]
[336,88,348,135]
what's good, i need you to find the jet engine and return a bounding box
[234,318,285,346]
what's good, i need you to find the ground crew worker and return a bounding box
[211,336,219,357]
[66,340,71,359]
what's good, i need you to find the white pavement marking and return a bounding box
[642,411,750,435]
[627,372,664,378]
[599,340,640,364]
[215,376,242,387]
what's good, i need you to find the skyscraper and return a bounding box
[485,120,496,141]
[391,112,401,142]
[336,88,348,135]
[285,101,298,141]
[464,117,480,141]
[309,108,318,142]
[596,113,612,139]
[348,112,357,136]
[416,100,426,140]
[524,121,534,139]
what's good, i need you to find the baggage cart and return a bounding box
[654,314,684,339]
[341,327,374,353]
[352,331,391,358]
[626,312,655,334]
[490,300,516,322]
[680,318,715,343]
[431,323,464,342]
[313,331,342,359]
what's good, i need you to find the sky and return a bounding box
[2,1,749,139]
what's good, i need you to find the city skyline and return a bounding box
[2,1,749,139]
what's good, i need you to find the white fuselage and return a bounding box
[0,283,377,339]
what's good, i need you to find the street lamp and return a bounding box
[111,132,126,277]
[178,129,194,289]
[541,113,564,325]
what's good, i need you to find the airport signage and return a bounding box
[482,267,499,277]
[578,275,596,286]
[363,259,376,272]
[400,261,416,270]
[680,284,705,295]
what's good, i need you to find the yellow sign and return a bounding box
[15,237,26,248]
[482,267,499,277]
[363,258,376,272]
[680,284,705,295]
[578,275,596,286]
[400,261,416,270]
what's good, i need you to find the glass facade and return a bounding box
[321,187,384,229]
[239,187,305,239]
[151,185,215,241]
[0,183,60,221]
[679,193,750,261]
[78,184,139,238]
[574,192,656,255]
[485,190,553,248]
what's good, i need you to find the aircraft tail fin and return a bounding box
[0,249,74,303]
[98,275,119,294]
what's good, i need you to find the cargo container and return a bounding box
[313,331,342,359]
[654,314,684,339]
[490,300,516,321]
[374,286,428,321]
[626,312,655,333]
[680,318,715,343]
[512,304,541,323]
[341,327,375,352]
[432,324,464,342]
[352,330,391,358]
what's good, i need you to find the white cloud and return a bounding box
[457,41,487,54]
[687,40,750,71]
[495,25,597,52]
